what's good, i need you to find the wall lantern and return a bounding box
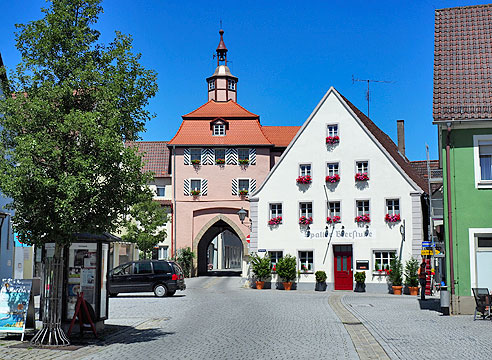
[365,224,370,237]
[237,208,247,224]
[340,225,345,237]
[324,225,329,237]
[306,225,311,238]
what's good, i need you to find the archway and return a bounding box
[193,215,248,276]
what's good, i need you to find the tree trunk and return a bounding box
[31,244,70,346]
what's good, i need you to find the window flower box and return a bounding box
[325,174,340,183]
[355,214,370,223]
[215,158,225,165]
[299,216,313,225]
[239,189,249,196]
[326,216,341,224]
[301,264,311,272]
[191,159,201,165]
[355,173,369,181]
[296,175,312,184]
[190,189,201,196]
[272,265,276,272]
[268,216,282,225]
[385,213,401,223]
[238,159,250,165]
[326,136,340,145]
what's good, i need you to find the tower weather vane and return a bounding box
[352,75,394,117]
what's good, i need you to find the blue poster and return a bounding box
[0,279,32,333]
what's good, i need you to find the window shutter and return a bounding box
[249,148,256,165]
[201,179,208,196]
[184,148,191,165]
[231,178,238,195]
[203,149,214,165]
[183,179,190,196]
[226,148,238,165]
[250,178,256,193]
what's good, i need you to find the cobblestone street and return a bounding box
[0,278,491,360]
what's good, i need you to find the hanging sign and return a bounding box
[0,279,32,336]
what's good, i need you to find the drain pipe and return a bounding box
[172,145,177,258]
[445,122,455,296]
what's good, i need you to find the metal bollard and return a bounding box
[440,286,450,316]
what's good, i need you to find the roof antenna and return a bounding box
[352,75,394,117]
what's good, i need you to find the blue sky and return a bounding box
[1,0,490,160]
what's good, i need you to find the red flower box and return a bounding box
[215,158,225,164]
[355,173,369,181]
[191,159,201,165]
[268,216,282,225]
[239,189,249,196]
[326,136,340,145]
[299,216,313,225]
[385,213,401,223]
[325,174,340,183]
[296,175,312,184]
[355,214,370,223]
[326,216,341,224]
[191,189,201,196]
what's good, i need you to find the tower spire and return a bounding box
[216,29,228,66]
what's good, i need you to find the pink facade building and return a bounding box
[168,30,298,275]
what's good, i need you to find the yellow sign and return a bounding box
[421,250,440,256]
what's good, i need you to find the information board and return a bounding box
[0,279,32,334]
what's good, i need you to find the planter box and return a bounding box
[315,282,327,291]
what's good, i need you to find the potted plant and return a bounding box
[315,270,327,291]
[276,254,297,290]
[268,216,282,226]
[326,216,340,224]
[238,159,249,165]
[388,256,403,295]
[325,174,340,183]
[191,159,201,165]
[354,271,366,292]
[239,189,248,196]
[404,257,419,296]
[190,189,200,196]
[355,214,370,223]
[325,135,340,145]
[355,173,369,181]
[299,216,313,225]
[250,253,271,289]
[215,158,225,165]
[296,175,312,184]
[385,213,401,223]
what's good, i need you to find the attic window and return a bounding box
[228,79,236,90]
[209,80,215,90]
[213,124,226,136]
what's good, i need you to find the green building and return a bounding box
[433,5,492,314]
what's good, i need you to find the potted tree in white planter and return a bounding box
[276,254,297,290]
[250,253,271,289]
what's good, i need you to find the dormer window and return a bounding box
[213,124,226,136]
[209,80,215,90]
[228,79,236,90]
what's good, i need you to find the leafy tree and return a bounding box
[0,0,157,345]
[176,247,195,278]
[122,199,168,259]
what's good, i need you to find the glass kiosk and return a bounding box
[41,233,118,332]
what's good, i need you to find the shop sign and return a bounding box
[305,229,376,240]
[0,279,33,336]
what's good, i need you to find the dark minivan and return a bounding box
[108,260,186,297]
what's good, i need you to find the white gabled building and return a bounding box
[250,87,428,291]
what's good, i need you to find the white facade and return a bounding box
[250,88,425,291]
[150,177,173,259]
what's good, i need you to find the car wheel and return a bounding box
[154,284,168,297]
[166,290,176,297]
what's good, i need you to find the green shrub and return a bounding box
[315,270,327,283]
[388,256,403,286]
[250,253,271,281]
[176,247,195,277]
[276,254,297,282]
[354,271,366,284]
[404,257,419,287]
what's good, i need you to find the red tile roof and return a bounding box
[125,141,170,177]
[433,5,492,121]
[262,126,300,147]
[182,100,258,119]
[339,92,428,192]
[168,119,272,146]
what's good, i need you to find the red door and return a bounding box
[334,245,353,290]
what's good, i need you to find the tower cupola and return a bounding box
[207,29,238,102]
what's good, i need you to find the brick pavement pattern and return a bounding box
[343,293,492,360]
[329,293,390,360]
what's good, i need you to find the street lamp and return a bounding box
[237,208,247,224]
